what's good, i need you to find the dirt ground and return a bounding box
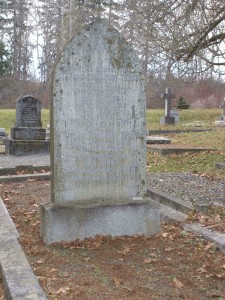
[1,179,225,300]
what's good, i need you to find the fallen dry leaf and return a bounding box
[56,287,71,295]
[113,277,123,287]
[118,246,132,255]
[214,273,225,279]
[143,258,158,264]
[50,268,57,273]
[197,267,207,274]
[173,278,184,288]
[204,243,214,251]
[149,253,157,258]
[32,220,40,226]
[165,247,173,252]
[162,232,169,238]
[37,259,45,264]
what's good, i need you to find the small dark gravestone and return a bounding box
[40,19,160,245]
[15,95,42,127]
[8,95,49,155]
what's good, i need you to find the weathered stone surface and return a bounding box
[147,145,215,155]
[146,136,171,144]
[8,95,49,155]
[0,197,47,299]
[51,19,146,205]
[40,198,160,245]
[215,162,225,170]
[0,128,6,136]
[0,165,50,176]
[160,116,175,125]
[15,95,42,127]
[170,109,179,123]
[0,239,47,300]
[0,197,19,241]
[183,223,225,251]
[147,187,193,214]
[10,127,46,140]
[8,140,49,156]
[0,172,50,183]
[41,19,160,243]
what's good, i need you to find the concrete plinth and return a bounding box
[146,136,171,144]
[40,198,160,245]
[11,127,46,140]
[160,116,175,125]
[8,140,49,155]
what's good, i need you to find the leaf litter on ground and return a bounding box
[188,205,225,233]
[1,180,225,299]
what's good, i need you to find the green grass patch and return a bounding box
[147,151,225,179]
[163,129,225,150]
[0,109,50,133]
[1,108,224,179]
[1,108,221,133]
[146,109,225,179]
[41,109,50,129]
[146,108,221,130]
[0,109,16,133]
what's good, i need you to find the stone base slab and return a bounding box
[11,127,46,140]
[0,197,47,299]
[147,145,215,155]
[7,140,49,156]
[40,198,160,245]
[160,116,175,125]
[146,136,171,144]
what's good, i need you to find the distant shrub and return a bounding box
[177,96,190,109]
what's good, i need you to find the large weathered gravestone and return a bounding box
[40,19,160,245]
[8,95,49,155]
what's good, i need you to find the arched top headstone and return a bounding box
[52,19,146,205]
[15,95,42,127]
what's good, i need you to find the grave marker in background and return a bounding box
[160,88,176,125]
[8,95,49,155]
[215,97,225,126]
[15,95,42,127]
[40,19,160,244]
[220,98,225,121]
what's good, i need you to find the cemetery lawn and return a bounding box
[0,108,221,134]
[0,109,49,133]
[147,126,225,179]
[1,180,225,300]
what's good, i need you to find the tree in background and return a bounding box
[0,40,10,75]
[0,0,34,80]
[36,0,120,84]
[1,0,225,108]
[177,96,190,110]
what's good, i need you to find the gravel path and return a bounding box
[0,153,50,168]
[0,154,224,206]
[147,173,225,205]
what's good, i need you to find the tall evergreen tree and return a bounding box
[0,40,10,75]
